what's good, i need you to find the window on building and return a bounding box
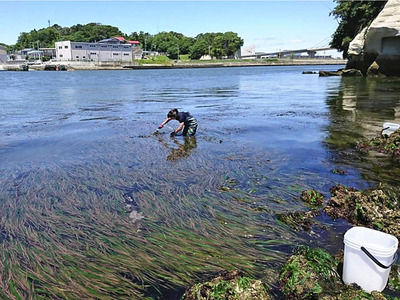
[90,52,97,55]
[113,46,119,48]
[65,46,69,49]
[59,46,62,49]
[59,54,63,58]
[113,53,119,56]
[75,45,83,49]
[76,56,79,59]
[124,53,129,56]
[90,45,96,48]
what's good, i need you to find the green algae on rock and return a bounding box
[279,246,340,299]
[300,190,325,207]
[357,130,400,163]
[276,190,324,232]
[331,168,348,175]
[181,270,271,300]
[279,246,388,299]
[276,211,318,232]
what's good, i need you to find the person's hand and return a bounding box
[158,124,163,129]
[170,131,176,137]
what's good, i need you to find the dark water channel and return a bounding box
[1,66,400,298]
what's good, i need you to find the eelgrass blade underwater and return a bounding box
[0,139,302,298]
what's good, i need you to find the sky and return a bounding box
[0,1,342,57]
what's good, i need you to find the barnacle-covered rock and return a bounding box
[324,185,400,240]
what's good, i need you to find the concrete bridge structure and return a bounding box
[242,47,334,59]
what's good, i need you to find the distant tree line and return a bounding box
[10,22,243,60]
[330,0,387,58]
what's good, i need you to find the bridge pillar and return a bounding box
[307,50,317,58]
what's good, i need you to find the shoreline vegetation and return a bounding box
[7,58,347,71]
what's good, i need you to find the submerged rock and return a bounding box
[318,70,342,77]
[276,190,324,232]
[276,210,317,232]
[331,168,348,175]
[341,69,363,77]
[357,129,400,163]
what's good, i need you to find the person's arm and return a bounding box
[159,117,172,128]
[174,122,184,134]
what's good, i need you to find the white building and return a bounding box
[0,45,7,64]
[55,37,139,62]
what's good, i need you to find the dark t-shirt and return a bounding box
[177,112,194,126]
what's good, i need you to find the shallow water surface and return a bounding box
[1,66,400,298]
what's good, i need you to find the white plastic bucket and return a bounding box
[343,226,398,293]
[382,122,400,136]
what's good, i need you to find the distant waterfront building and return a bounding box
[241,45,256,59]
[55,37,141,62]
[40,48,56,59]
[0,45,7,64]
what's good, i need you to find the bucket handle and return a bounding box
[361,246,398,269]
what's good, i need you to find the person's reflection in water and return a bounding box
[155,133,197,162]
[167,136,197,162]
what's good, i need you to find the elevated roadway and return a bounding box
[242,47,334,59]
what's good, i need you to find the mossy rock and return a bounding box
[279,246,387,299]
[358,130,400,163]
[276,211,317,232]
[388,265,400,291]
[181,270,271,300]
[279,246,340,299]
[300,190,324,207]
[331,168,347,175]
[276,190,325,232]
[324,185,400,239]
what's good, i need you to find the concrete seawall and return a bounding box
[6,58,347,71]
[124,59,347,70]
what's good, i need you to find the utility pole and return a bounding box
[37,41,41,61]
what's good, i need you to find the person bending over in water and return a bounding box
[158,108,198,137]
